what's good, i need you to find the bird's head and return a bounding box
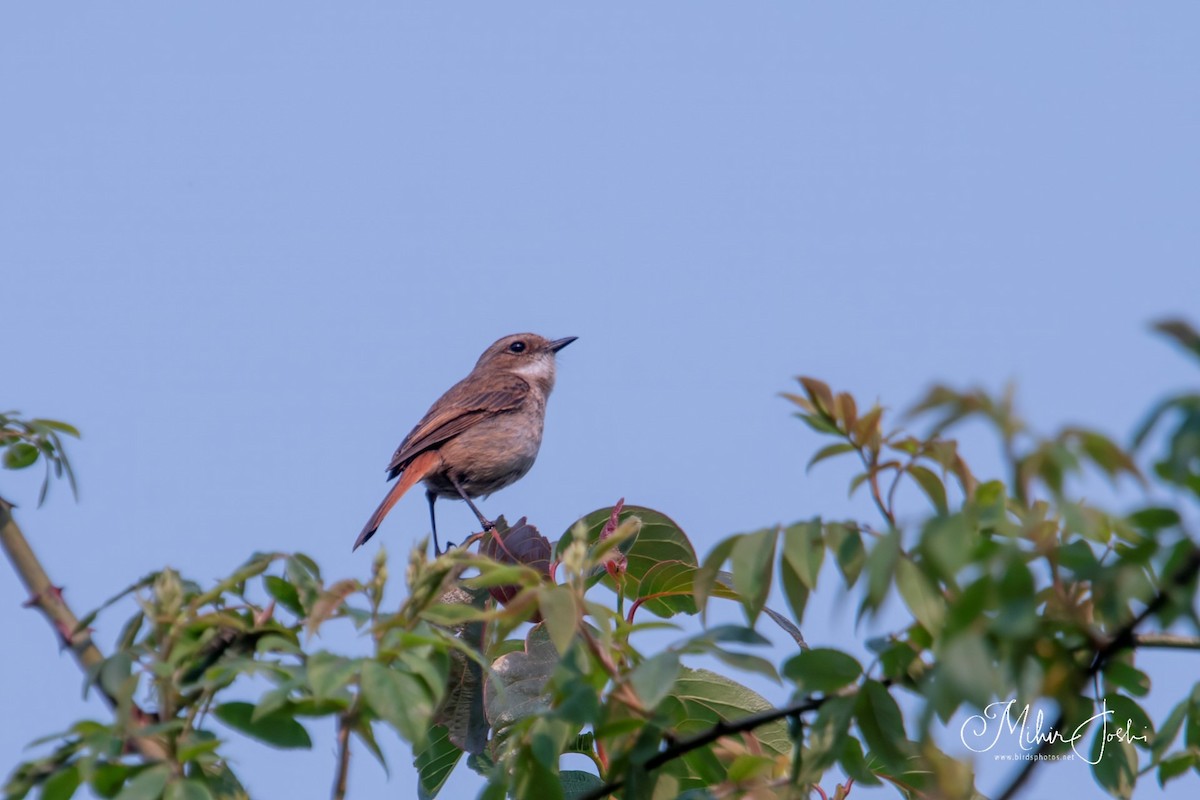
[476,333,577,391]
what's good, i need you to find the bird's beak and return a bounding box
[549,336,578,353]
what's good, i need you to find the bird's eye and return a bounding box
[508,341,526,353]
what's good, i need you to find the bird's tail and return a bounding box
[353,450,440,550]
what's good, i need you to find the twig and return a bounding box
[995,544,1200,800]
[0,496,169,760]
[1132,632,1200,650]
[856,448,897,529]
[332,712,352,800]
[578,694,828,800]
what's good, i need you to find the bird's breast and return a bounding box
[423,406,545,498]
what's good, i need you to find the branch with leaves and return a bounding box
[0,422,170,768]
[0,413,79,506]
[5,320,1200,800]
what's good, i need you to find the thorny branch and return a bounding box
[0,496,169,761]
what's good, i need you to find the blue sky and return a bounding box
[3,3,1198,798]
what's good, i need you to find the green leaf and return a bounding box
[89,763,131,798]
[1059,540,1101,579]
[680,624,770,649]
[415,725,461,800]
[798,696,856,782]
[659,668,789,757]
[1075,429,1138,479]
[98,652,134,701]
[562,505,694,569]
[175,733,221,764]
[347,721,388,777]
[629,652,682,709]
[732,528,777,624]
[263,576,304,616]
[254,634,301,655]
[854,680,910,772]
[1187,684,1200,749]
[725,754,775,783]
[252,687,291,722]
[537,585,578,654]
[797,413,840,435]
[781,648,862,694]
[213,701,312,749]
[163,780,215,800]
[561,771,606,799]
[908,465,949,514]
[709,647,781,683]
[895,558,945,635]
[307,652,360,701]
[782,520,823,589]
[476,781,507,800]
[837,733,879,785]
[1157,752,1195,787]
[360,661,434,745]
[40,765,82,800]
[920,514,974,579]
[114,765,171,800]
[1103,694,1154,750]
[1128,507,1181,531]
[1091,731,1136,799]
[32,418,82,437]
[635,561,702,618]
[778,561,809,629]
[284,555,321,610]
[1103,660,1150,699]
[807,443,855,472]
[3,442,40,469]
[847,471,871,497]
[1153,318,1200,360]
[511,719,571,800]
[563,506,696,604]
[862,529,899,613]
[695,536,738,622]
[992,558,1035,638]
[938,632,1000,709]
[185,765,244,800]
[823,522,865,587]
[1150,700,1187,763]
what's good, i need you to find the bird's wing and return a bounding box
[385,374,532,479]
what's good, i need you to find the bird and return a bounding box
[354,333,577,553]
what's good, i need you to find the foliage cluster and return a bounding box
[3,322,1199,800]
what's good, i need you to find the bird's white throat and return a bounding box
[511,354,556,388]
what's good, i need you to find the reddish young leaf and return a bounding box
[481,517,551,609]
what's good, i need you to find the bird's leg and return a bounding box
[426,490,446,555]
[447,474,494,532]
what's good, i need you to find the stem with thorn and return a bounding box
[0,495,169,761]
